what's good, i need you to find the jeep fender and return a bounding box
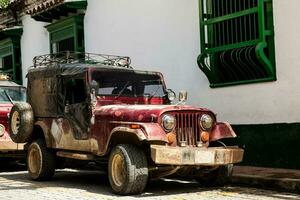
[33,121,53,148]
[210,122,237,142]
[141,123,168,142]
[100,127,145,155]
[111,126,147,141]
[103,124,168,155]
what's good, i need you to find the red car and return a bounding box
[0,75,26,158]
[9,52,244,195]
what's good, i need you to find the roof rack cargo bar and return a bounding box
[32,51,132,69]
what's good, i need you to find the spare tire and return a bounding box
[9,102,34,143]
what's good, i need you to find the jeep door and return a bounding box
[62,76,90,140]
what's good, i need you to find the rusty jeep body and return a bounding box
[0,75,26,157]
[9,52,243,195]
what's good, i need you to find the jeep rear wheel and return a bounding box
[108,144,148,195]
[27,139,56,181]
[9,102,34,143]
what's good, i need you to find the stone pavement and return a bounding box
[0,169,299,200]
[232,166,300,193]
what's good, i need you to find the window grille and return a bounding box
[197,0,276,87]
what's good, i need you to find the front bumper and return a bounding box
[150,145,244,166]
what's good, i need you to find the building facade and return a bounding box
[0,0,299,169]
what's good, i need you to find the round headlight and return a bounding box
[200,114,214,130]
[162,114,176,132]
[0,124,5,137]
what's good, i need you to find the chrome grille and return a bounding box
[175,112,201,146]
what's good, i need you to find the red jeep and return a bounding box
[0,75,26,158]
[9,52,243,195]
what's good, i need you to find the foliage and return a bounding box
[0,0,9,8]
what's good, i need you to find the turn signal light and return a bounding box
[130,124,141,129]
[200,131,210,143]
[166,132,176,145]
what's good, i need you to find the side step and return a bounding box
[57,151,95,160]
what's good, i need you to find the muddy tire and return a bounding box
[9,102,34,143]
[108,144,148,195]
[27,139,56,181]
[196,164,233,187]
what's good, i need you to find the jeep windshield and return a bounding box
[0,87,26,103]
[91,71,166,98]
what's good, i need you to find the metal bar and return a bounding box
[210,76,276,88]
[191,114,194,146]
[175,114,179,143]
[228,1,232,44]
[192,113,195,145]
[194,113,197,146]
[212,0,215,17]
[203,7,258,25]
[257,0,265,41]
[202,39,259,53]
[181,113,185,142]
[248,0,252,40]
[224,0,227,15]
[195,114,198,143]
[189,114,192,145]
[217,22,221,46]
[220,0,224,46]
[234,0,238,43]
[199,0,206,52]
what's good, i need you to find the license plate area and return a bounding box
[195,150,216,164]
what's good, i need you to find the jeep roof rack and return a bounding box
[33,51,132,69]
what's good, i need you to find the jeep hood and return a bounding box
[94,104,213,122]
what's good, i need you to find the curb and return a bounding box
[231,174,300,193]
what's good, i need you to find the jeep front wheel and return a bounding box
[108,144,148,195]
[9,102,34,143]
[27,139,56,181]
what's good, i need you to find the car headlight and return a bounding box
[162,114,176,132]
[199,114,214,130]
[0,124,5,137]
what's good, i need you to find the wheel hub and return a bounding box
[11,111,20,135]
[28,145,41,174]
[111,153,126,187]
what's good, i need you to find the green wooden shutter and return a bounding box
[0,27,22,84]
[46,15,85,53]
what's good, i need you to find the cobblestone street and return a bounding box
[0,168,299,200]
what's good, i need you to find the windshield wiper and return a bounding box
[115,81,130,99]
[4,90,14,105]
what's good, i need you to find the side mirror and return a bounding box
[178,91,188,102]
[90,80,99,95]
[166,89,176,102]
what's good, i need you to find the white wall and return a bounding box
[84,0,300,124]
[21,15,49,84]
